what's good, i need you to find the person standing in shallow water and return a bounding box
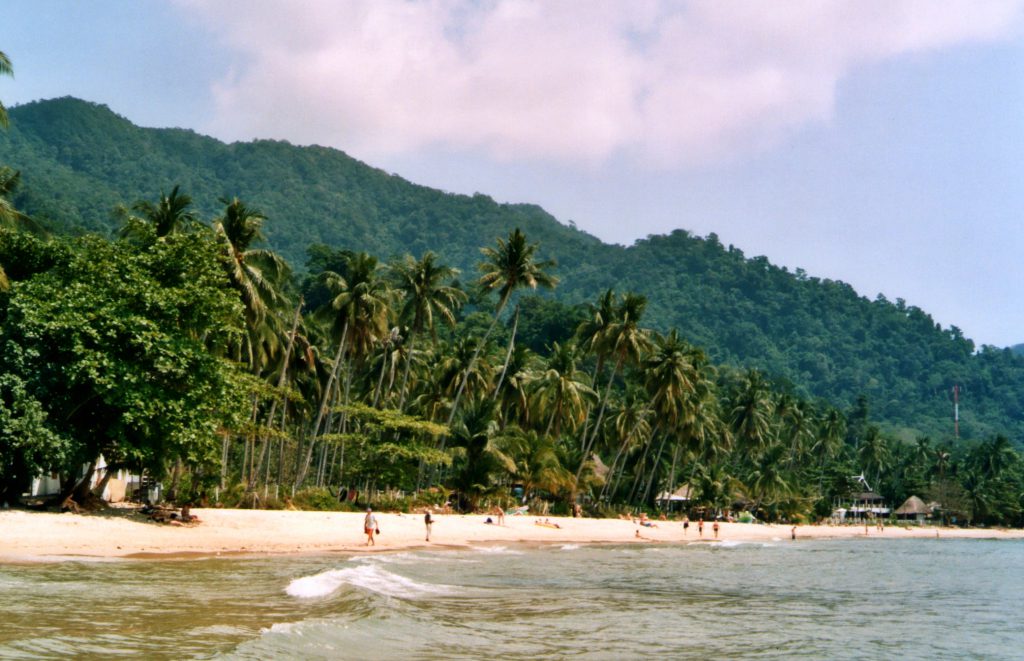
[364,508,378,546]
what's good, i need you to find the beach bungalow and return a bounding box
[833,491,890,522]
[24,456,144,503]
[655,484,693,512]
[895,495,933,524]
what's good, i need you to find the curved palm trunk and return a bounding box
[250,299,303,489]
[493,304,520,397]
[640,433,672,506]
[295,320,348,489]
[599,416,650,501]
[575,356,623,482]
[397,332,418,412]
[628,429,662,504]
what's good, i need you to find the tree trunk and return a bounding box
[397,331,418,412]
[493,303,519,397]
[250,298,303,489]
[295,320,348,489]
[576,357,623,482]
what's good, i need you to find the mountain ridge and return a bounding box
[3,96,1023,444]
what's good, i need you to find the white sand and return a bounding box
[2,508,1021,561]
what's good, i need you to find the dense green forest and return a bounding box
[1,95,1023,526]
[3,98,1022,447]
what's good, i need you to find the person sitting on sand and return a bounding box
[638,513,657,528]
[180,505,200,524]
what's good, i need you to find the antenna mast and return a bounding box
[952,384,959,439]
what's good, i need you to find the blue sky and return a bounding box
[2,1,1023,347]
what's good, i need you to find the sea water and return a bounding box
[0,538,1021,660]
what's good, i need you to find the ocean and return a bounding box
[0,538,1021,660]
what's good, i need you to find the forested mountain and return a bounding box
[3,97,1023,445]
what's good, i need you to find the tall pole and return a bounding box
[953,384,959,439]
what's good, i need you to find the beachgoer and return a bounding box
[683,520,689,536]
[364,507,378,546]
[712,521,720,538]
[424,511,433,542]
[698,519,704,537]
[493,505,505,526]
[638,513,657,528]
[791,526,797,540]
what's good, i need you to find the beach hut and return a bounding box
[895,495,932,524]
[656,484,693,512]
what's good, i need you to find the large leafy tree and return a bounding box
[0,233,246,501]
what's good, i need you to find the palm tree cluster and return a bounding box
[3,180,1022,524]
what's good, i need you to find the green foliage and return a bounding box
[292,486,345,511]
[0,230,247,486]
[0,373,68,503]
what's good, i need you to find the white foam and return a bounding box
[471,545,523,555]
[560,544,580,551]
[285,564,453,599]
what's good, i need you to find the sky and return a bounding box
[2,0,1024,347]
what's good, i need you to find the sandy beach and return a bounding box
[2,508,1021,561]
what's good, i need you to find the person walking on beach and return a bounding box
[791,526,797,540]
[698,519,704,537]
[364,507,378,546]
[683,519,689,536]
[424,511,433,542]
[712,521,719,538]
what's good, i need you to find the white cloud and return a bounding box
[178,0,1024,168]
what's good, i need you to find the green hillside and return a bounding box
[3,97,1023,444]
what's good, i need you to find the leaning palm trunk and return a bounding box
[575,357,623,482]
[250,299,303,489]
[493,303,519,397]
[600,416,651,501]
[396,332,418,412]
[295,320,348,489]
[640,433,672,506]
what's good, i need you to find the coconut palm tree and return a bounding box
[857,426,891,490]
[0,50,11,129]
[477,228,558,398]
[728,370,775,459]
[213,197,290,370]
[440,229,556,452]
[390,252,466,411]
[531,342,596,439]
[119,185,199,240]
[576,292,651,482]
[297,252,391,488]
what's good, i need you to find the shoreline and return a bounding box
[2,508,1022,562]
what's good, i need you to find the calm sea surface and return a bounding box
[1,537,1021,660]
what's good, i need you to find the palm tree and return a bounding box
[477,228,558,397]
[0,167,37,291]
[297,252,391,488]
[531,342,597,439]
[633,330,704,505]
[441,229,556,451]
[0,50,11,129]
[857,426,891,490]
[728,370,775,458]
[390,252,465,411]
[213,197,290,370]
[576,292,651,482]
[119,185,198,240]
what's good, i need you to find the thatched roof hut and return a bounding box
[895,495,932,522]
